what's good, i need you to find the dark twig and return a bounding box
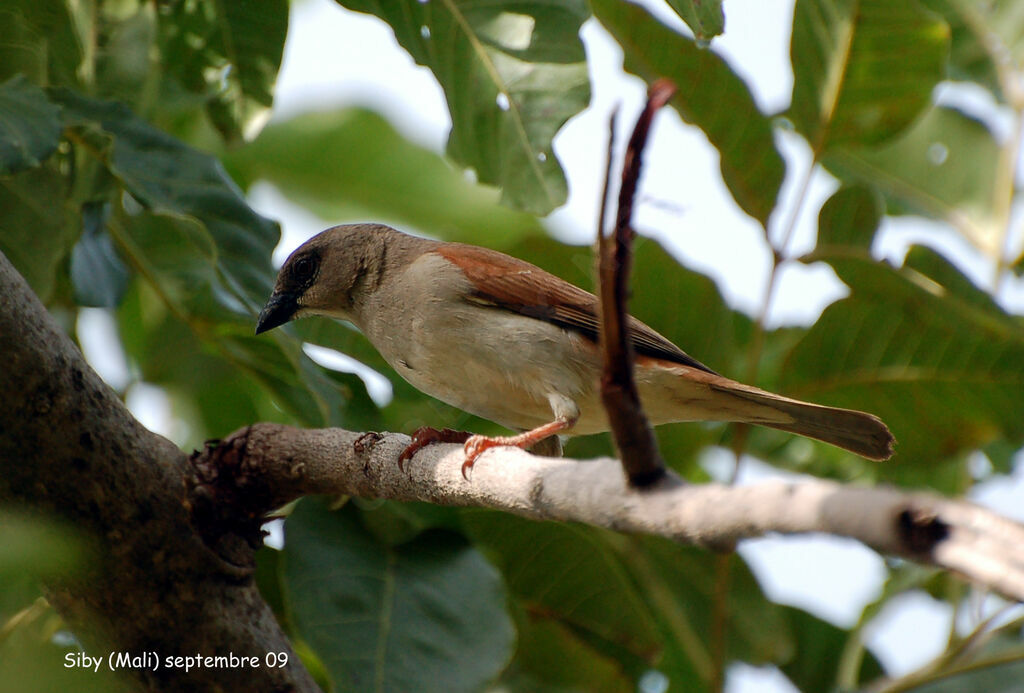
[598,78,677,488]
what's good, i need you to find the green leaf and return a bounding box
[284,499,515,693]
[51,87,279,312]
[920,0,996,94]
[462,511,663,662]
[69,202,131,307]
[0,1,83,87]
[117,212,373,434]
[499,612,635,693]
[921,0,1024,100]
[899,659,1024,693]
[334,0,590,214]
[0,510,87,582]
[788,0,950,151]
[0,514,102,693]
[0,6,47,84]
[591,0,784,226]
[159,0,288,142]
[93,4,157,108]
[665,0,725,41]
[621,536,793,671]
[0,162,74,301]
[825,106,1001,254]
[778,606,883,691]
[784,246,1024,486]
[816,184,883,251]
[117,212,222,317]
[0,76,62,175]
[224,107,545,247]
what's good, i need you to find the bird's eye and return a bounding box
[292,255,316,282]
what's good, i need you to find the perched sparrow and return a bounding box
[257,223,894,476]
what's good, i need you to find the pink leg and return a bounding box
[462,418,573,479]
[398,427,472,471]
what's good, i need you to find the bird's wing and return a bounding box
[435,243,716,374]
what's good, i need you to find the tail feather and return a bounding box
[710,382,895,461]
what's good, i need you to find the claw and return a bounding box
[458,418,574,479]
[398,427,472,471]
[461,435,497,479]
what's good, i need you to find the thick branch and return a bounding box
[0,253,316,692]
[194,424,1024,602]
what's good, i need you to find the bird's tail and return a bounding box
[710,381,895,460]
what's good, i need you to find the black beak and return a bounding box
[255,292,299,334]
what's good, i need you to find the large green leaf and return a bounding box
[665,0,725,42]
[784,246,1024,486]
[620,536,793,672]
[159,0,288,142]
[591,0,784,227]
[51,88,278,311]
[0,163,73,301]
[224,108,544,248]
[69,202,130,308]
[0,76,62,175]
[40,89,377,434]
[116,281,378,440]
[334,0,590,215]
[825,106,1001,255]
[0,511,120,692]
[788,0,950,151]
[0,5,47,84]
[465,513,792,690]
[92,3,157,108]
[778,606,884,691]
[283,499,515,693]
[921,0,1024,100]
[816,184,883,251]
[0,510,87,583]
[497,612,635,692]
[463,511,663,662]
[901,659,1024,693]
[0,1,83,87]
[0,76,70,300]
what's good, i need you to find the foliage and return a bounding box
[1,0,1023,691]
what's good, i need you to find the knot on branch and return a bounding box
[897,506,950,554]
[186,428,282,574]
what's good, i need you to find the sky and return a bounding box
[78,0,1024,690]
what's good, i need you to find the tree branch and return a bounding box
[597,78,677,487]
[190,423,1024,603]
[0,253,317,692]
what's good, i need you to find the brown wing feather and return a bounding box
[436,244,716,375]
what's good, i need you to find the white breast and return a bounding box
[355,253,603,432]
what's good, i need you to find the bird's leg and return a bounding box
[462,416,575,479]
[398,427,472,471]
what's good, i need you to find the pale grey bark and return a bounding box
[213,423,1024,602]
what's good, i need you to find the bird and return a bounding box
[256,223,894,477]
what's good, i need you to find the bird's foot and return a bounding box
[461,435,510,479]
[461,419,574,479]
[398,427,472,471]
